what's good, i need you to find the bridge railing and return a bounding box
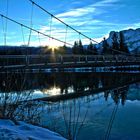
[0,54,140,68]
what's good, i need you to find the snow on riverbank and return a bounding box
[0,119,66,140]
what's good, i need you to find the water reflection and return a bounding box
[0,72,140,139]
[0,72,140,98]
[0,72,45,125]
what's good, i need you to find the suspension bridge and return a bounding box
[0,54,140,71]
[0,0,140,71]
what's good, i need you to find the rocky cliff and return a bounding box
[96,28,140,54]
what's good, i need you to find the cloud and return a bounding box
[2,0,139,47]
[94,33,109,43]
[53,0,121,38]
[56,0,120,18]
[23,0,121,46]
[119,22,140,31]
[93,0,120,6]
[133,22,140,28]
[57,7,96,18]
[39,26,50,34]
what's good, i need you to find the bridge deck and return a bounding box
[0,54,140,70]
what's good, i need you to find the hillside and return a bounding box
[96,28,140,54]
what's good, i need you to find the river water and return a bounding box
[0,71,140,140]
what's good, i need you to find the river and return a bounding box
[0,71,140,140]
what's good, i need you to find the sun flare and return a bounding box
[49,45,58,51]
[48,39,60,52]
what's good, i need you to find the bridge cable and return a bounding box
[104,103,118,140]
[1,0,138,57]
[4,0,9,46]
[2,0,137,57]
[49,15,53,46]
[37,32,42,55]
[28,0,98,44]
[1,15,5,45]
[28,1,34,46]
[0,14,74,47]
[38,32,41,46]
[64,25,68,46]
[2,0,132,57]
[109,47,131,56]
[21,24,25,46]
[1,0,9,46]
[79,32,81,41]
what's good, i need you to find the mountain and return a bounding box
[127,83,140,101]
[96,28,140,54]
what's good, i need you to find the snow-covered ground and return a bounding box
[0,119,66,140]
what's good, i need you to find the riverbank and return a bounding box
[0,119,66,140]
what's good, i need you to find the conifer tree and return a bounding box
[102,37,110,54]
[87,41,93,54]
[88,42,98,55]
[112,32,119,54]
[119,31,129,53]
[78,39,84,54]
[72,41,78,54]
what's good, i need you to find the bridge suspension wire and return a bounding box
[21,24,25,46]
[111,47,140,57]
[1,0,9,46]
[38,32,41,46]
[28,0,98,44]
[28,0,131,56]
[79,32,81,42]
[28,2,34,46]
[104,103,118,140]
[5,0,9,46]
[109,47,131,56]
[0,14,73,47]
[1,16,5,45]
[49,15,53,46]
[64,25,68,46]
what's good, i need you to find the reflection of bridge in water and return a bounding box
[1,72,140,103]
[30,74,140,102]
[1,54,140,70]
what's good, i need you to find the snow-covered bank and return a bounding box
[0,119,66,140]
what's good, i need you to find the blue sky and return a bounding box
[0,0,140,46]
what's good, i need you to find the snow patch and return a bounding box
[0,119,66,140]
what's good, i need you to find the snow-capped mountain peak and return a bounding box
[96,28,140,54]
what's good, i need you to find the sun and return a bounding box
[49,45,58,51]
[48,38,65,52]
[48,39,59,52]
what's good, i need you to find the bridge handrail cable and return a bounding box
[28,0,139,57]
[0,14,73,47]
[28,0,99,44]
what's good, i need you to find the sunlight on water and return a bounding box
[42,86,61,96]
[41,86,75,96]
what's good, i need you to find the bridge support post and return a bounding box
[115,56,118,63]
[85,56,88,63]
[25,55,29,66]
[78,56,80,63]
[60,55,63,64]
